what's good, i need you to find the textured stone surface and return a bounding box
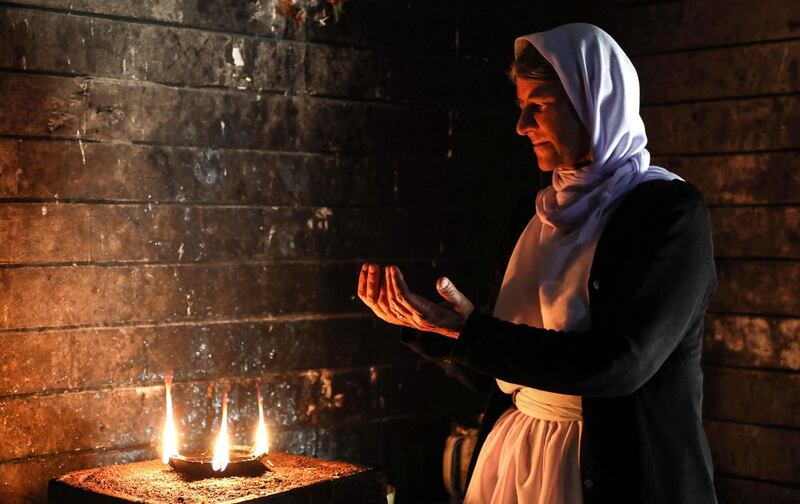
[659,153,800,205]
[714,476,800,504]
[5,141,396,205]
[48,453,385,503]
[705,420,800,484]
[635,40,800,104]
[0,316,411,396]
[703,367,800,428]
[0,8,301,92]
[0,73,448,154]
[0,140,18,195]
[703,314,800,371]
[6,0,292,37]
[710,207,799,259]
[0,362,457,460]
[0,447,155,504]
[644,95,800,155]
[0,262,360,329]
[9,0,460,55]
[598,0,800,56]
[0,204,91,263]
[712,260,800,315]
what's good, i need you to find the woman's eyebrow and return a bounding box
[519,87,553,103]
[516,93,550,106]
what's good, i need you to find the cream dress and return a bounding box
[463,211,605,504]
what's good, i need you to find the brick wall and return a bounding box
[590,1,800,502]
[0,1,537,502]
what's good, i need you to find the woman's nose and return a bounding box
[516,109,536,136]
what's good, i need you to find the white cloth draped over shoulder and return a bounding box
[463,23,682,504]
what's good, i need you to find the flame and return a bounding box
[211,388,230,471]
[161,373,180,464]
[252,384,270,457]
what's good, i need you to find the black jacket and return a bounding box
[402,179,718,503]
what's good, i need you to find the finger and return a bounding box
[386,266,415,320]
[377,268,392,314]
[393,266,411,296]
[365,264,381,303]
[388,266,422,317]
[382,267,407,322]
[436,276,469,311]
[392,267,434,317]
[358,264,416,328]
[357,263,368,301]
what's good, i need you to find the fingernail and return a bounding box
[369,264,377,272]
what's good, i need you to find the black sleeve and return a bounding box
[399,195,537,395]
[450,183,717,398]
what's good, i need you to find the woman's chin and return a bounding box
[535,157,558,172]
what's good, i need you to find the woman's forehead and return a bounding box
[515,78,565,100]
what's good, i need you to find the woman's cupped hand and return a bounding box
[357,263,474,339]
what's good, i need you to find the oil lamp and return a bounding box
[162,377,270,478]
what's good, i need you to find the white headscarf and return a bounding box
[493,22,686,360]
[515,23,682,244]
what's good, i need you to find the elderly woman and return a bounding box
[358,23,717,504]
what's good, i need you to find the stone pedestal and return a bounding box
[48,452,386,503]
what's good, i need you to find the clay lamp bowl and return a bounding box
[168,445,269,478]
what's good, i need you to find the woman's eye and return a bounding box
[517,102,548,112]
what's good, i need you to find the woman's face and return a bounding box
[515,77,591,172]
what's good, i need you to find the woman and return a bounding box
[358,23,717,504]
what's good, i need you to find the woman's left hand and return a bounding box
[357,263,475,339]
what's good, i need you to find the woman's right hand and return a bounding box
[357,263,474,338]
[357,263,410,327]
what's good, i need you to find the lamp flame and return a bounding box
[211,388,230,471]
[161,373,180,464]
[252,383,270,457]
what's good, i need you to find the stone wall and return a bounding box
[592,1,800,502]
[0,1,536,502]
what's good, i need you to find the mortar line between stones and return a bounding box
[702,363,800,376]
[0,361,432,402]
[0,133,464,164]
[0,199,402,209]
[703,416,800,434]
[705,310,800,321]
[7,199,793,209]
[0,310,390,334]
[707,203,800,209]
[0,132,453,162]
[0,442,154,465]
[0,66,452,110]
[627,35,800,59]
[650,147,800,158]
[3,131,800,160]
[0,411,449,465]
[713,257,799,264]
[713,471,800,491]
[641,90,800,108]
[10,63,798,109]
[712,255,800,263]
[0,255,480,270]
